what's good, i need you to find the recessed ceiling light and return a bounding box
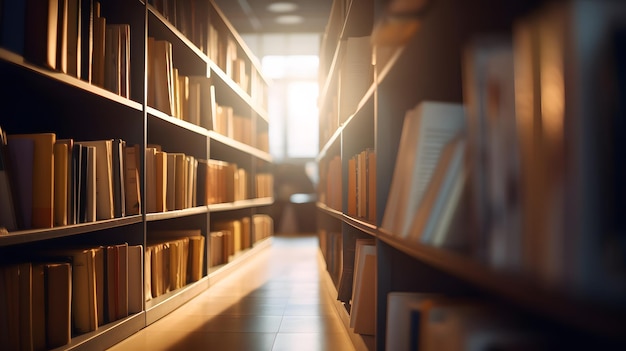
[275,15,304,25]
[267,2,299,13]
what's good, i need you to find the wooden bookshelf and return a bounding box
[0,0,273,349]
[316,0,626,350]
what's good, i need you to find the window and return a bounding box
[262,55,319,161]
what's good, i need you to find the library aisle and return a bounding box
[107,235,354,351]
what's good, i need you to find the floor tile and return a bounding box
[272,332,355,351]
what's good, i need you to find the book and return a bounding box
[104,23,121,94]
[45,262,72,349]
[56,0,68,74]
[0,265,20,349]
[209,231,224,267]
[124,144,141,215]
[166,152,177,211]
[112,139,125,217]
[145,147,157,213]
[53,142,69,226]
[386,292,437,351]
[407,137,465,244]
[381,102,465,238]
[463,36,521,269]
[31,264,46,351]
[127,244,143,314]
[65,0,79,77]
[155,151,167,212]
[106,243,128,322]
[91,1,105,87]
[45,248,99,333]
[144,246,153,301]
[349,240,376,335]
[7,138,34,229]
[173,153,186,210]
[24,0,59,69]
[56,139,75,225]
[77,140,113,220]
[79,0,93,82]
[8,133,56,229]
[85,145,96,222]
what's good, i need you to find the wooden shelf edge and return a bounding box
[318,251,375,351]
[0,48,143,111]
[145,276,211,325]
[146,206,210,221]
[0,216,143,246]
[209,197,274,212]
[208,130,272,162]
[316,202,344,220]
[343,214,377,236]
[375,230,626,341]
[317,126,342,162]
[147,106,211,136]
[55,312,145,351]
[207,61,268,118]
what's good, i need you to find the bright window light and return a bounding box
[262,55,319,160]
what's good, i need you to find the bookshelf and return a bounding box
[317,0,626,350]
[0,0,273,349]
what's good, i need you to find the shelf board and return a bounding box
[146,206,210,222]
[316,202,344,221]
[145,276,211,325]
[208,130,273,162]
[209,197,274,212]
[0,48,143,111]
[147,106,211,136]
[57,312,145,351]
[343,214,377,237]
[375,230,626,342]
[0,216,143,247]
[207,60,269,119]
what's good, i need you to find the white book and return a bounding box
[381,101,465,237]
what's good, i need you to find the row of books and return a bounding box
[385,292,556,351]
[145,230,205,300]
[148,0,267,110]
[146,39,266,151]
[209,215,274,267]
[0,131,140,231]
[0,1,131,98]
[145,146,273,213]
[321,155,342,211]
[347,149,376,222]
[0,243,142,350]
[381,0,626,300]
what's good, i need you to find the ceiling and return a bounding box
[213,0,333,34]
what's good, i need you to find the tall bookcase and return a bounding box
[317,0,626,350]
[0,0,272,350]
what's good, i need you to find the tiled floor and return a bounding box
[107,235,355,351]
